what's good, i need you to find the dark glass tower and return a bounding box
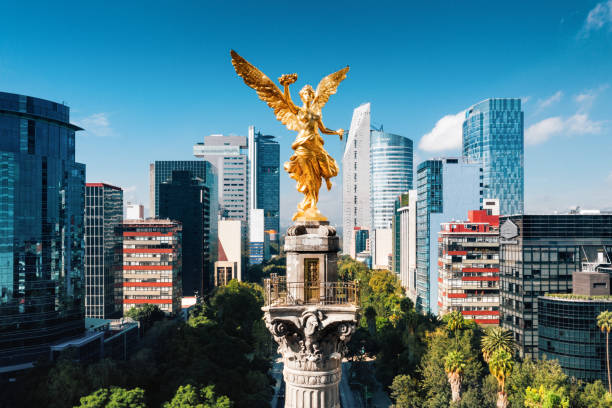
[85,183,123,319]
[158,168,217,295]
[0,92,86,368]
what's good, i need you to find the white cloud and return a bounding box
[574,84,609,109]
[581,1,612,36]
[418,110,465,152]
[525,117,564,145]
[537,91,563,110]
[75,113,115,137]
[526,113,604,145]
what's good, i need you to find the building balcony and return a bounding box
[263,276,358,307]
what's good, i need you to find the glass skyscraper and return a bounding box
[0,92,86,368]
[416,158,482,315]
[85,183,123,319]
[248,127,280,253]
[370,129,413,230]
[462,98,524,215]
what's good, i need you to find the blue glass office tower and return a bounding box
[463,98,524,215]
[416,158,482,315]
[370,129,413,230]
[253,131,280,241]
[0,92,86,368]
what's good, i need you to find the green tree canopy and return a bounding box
[76,387,146,408]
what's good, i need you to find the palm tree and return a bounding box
[445,311,465,344]
[597,310,612,393]
[488,348,514,408]
[481,326,516,362]
[444,350,466,403]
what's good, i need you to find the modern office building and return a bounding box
[500,214,612,358]
[248,127,280,251]
[249,208,269,265]
[194,134,249,222]
[370,128,413,231]
[158,169,218,295]
[538,265,612,386]
[397,190,417,302]
[463,98,524,216]
[416,158,482,315]
[342,103,371,255]
[0,92,86,369]
[150,160,211,218]
[85,183,123,319]
[215,219,243,286]
[122,219,182,315]
[392,194,410,274]
[126,202,144,220]
[353,228,369,259]
[438,206,500,325]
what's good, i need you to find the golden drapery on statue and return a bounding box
[230,50,348,221]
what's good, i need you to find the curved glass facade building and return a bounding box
[538,296,611,384]
[0,92,86,368]
[370,129,413,230]
[463,98,524,216]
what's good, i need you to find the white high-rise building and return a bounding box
[342,103,371,255]
[398,190,417,303]
[193,134,249,222]
[126,202,144,220]
[215,219,243,286]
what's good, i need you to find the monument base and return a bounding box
[263,221,359,408]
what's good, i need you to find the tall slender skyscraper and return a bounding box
[416,158,482,315]
[0,92,86,368]
[462,98,524,215]
[85,183,123,319]
[342,103,371,254]
[248,126,280,254]
[370,128,413,230]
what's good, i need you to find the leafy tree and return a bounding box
[598,310,612,393]
[481,327,516,362]
[443,311,465,346]
[163,384,232,408]
[488,348,514,408]
[444,350,466,403]
[524,385,569,408]
[389,374,423,408]
[574,380,612,408]
[126,304,165,333]
[76,387,146,408]
[506,357,569,408]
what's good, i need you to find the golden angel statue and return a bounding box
[230,50,348,221]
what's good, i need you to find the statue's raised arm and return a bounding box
[230,50,300,131]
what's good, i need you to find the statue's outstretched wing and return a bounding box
[313,66,349,112]
[231,50,299,131]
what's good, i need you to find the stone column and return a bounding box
[263,221,359,408]
[265,306,357,408]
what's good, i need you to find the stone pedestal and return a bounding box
[263,221,359,408]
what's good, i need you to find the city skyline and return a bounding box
[0,1,611,227]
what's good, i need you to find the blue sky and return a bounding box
[1,1,611,227]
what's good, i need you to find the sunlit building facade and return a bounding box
[122,219,182,315]
[370,129,413,230]
[463,98,524,215]
[416,158,482,315]
[438,209,500,325]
